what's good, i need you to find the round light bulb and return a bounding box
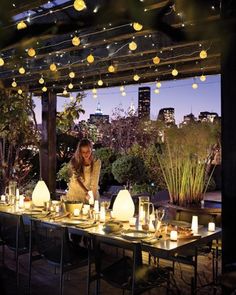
[0,57,4,66]
[19,67,25,74]
[28,48,36,57]
[98,79,103,86]
[92,88,97,94]
[133,74,140,81]
[42,86,47,92]
[74,0,86,11]
[192,83,198,89]
[172,69,178,76]
[39,77,44,84]
[87,54,94,63]
[69,71,75,78]
[93,94,97,99]
[200,50,207,59]
[50,63,57,72]
[133,22,143,31]
[18,89,23,95]
[63,89,68,95]
[153,56,160,64]
[156,81,162,88]
[108,65,115,73]
[68,83,74,89]
[120,86,125,92]
[129,41,137,51]
[70,95,74,101]
[17,20,27,30]
[154,88,160,94]
[12,81,17,88]
[72,36,81,46]
[121,91,126,96]
[200,74,206,82]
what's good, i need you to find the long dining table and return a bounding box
[0,203,221,294]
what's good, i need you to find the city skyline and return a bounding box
[33,74,221,125]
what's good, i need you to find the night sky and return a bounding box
[34,74,220,125]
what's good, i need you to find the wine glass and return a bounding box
[154,209,165,236]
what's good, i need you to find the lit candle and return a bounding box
[1,195,6,202]
[129,217,137,226]
[88,190,94,205]
[16,189,20,201]
[74,208,80,216]
[94,200,99,213]
[82,208,88,215]
[191,216,198,234]
[208,222,215,232]
[100,206,106,222]
[170,230,178,241]
[19,195,25,209]
[24,201,31,210]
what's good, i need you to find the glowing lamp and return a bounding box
[192,83,198,89]
[32,180,50,207]
[120,86,125,92]
[63,89,68,95]
[28,48,36,57]
[93,94,97,99]
[156,81,162,88]
[42,86,47,92]
[108,65,115,73]
[69,71,75,78]
[191,216,198,234]
[39,77,44,84]
[112,189,135,221]
[200,75,206,82]
[19,67,25,74]
[17,20,27,30]
[87,54,94,63]
[0,58,4,66]
[12,81,17,88]
[97,79,103,86]
[50,63,57,72]
[208,222,215,232]
[153,56,160,64]
[154,88,160,94]
[121,91,126,96]
[68,83,74,89]
[92,88,97,94]
[74,0,86,11]
[133,22,143,31]
[129,41,137,51]
[170,230,178,241]
[200,50,207,59]
[72,36,80,46]
[172,69,178,76]
[133,74,140,81]
[18,89,23,95]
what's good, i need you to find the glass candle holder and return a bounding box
[170,230,178,241]
[208,222,215,232]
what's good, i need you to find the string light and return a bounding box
[98,79,103,86]
[50,63,57,71]
[72,36,81,46]
[68,83,74,89]
[0,58,4,66]
[133,74,140,81]
[172,68,178,76]
[18,89,23,95]
[121,91,126,96]
[28,48,36,57]
[92,88,97,94]
[154,88,160,94]
[17,20,27,30]
[69,71,75,78]
[70,95,74,101]
[192,82,198,89]
[87,54,94,63]
[63,88,68,95]
[133,22,143,31]
[153,56,160,64]
[12,80,17,87]
[200,50,207,59]
[108,65,115,73]
[42,86,47,92]
[129,41,137,51]
[93,94,97,98]
[39,77,44,84]
[19,67,25,74]
[156,81,162,88]
[120,86,125,92]
[200,74,206,82]
[74,0,86,11]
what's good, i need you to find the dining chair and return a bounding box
[93,235,170,295]
[0,212,29,287]
[29,218,90,295]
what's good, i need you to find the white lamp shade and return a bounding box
[32,180,51,207]
[112,189,135,221]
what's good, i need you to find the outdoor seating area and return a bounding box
[1,0,236,294]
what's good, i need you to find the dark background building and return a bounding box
[157,107,175,126]
[88,102,109,125]
[138,87,151,120]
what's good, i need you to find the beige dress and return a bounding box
[66,159,101,203]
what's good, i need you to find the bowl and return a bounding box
[103,221,123,233]
[64,201,83,214]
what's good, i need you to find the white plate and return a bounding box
[61,219,83,225]
[121,230,152,240]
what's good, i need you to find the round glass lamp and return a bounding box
[112,189,135,221]
[32,180,50,207]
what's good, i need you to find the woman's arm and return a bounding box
[90,159,101,199]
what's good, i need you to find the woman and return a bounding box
[66,138,101,203]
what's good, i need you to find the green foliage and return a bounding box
[112,154,146,186]
[57,162,71,184]
[130,183,157,196]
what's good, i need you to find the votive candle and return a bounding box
[74,208,80,216]
[191,216,198,234]
[208,222,215,232]
[170,230,178,241]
